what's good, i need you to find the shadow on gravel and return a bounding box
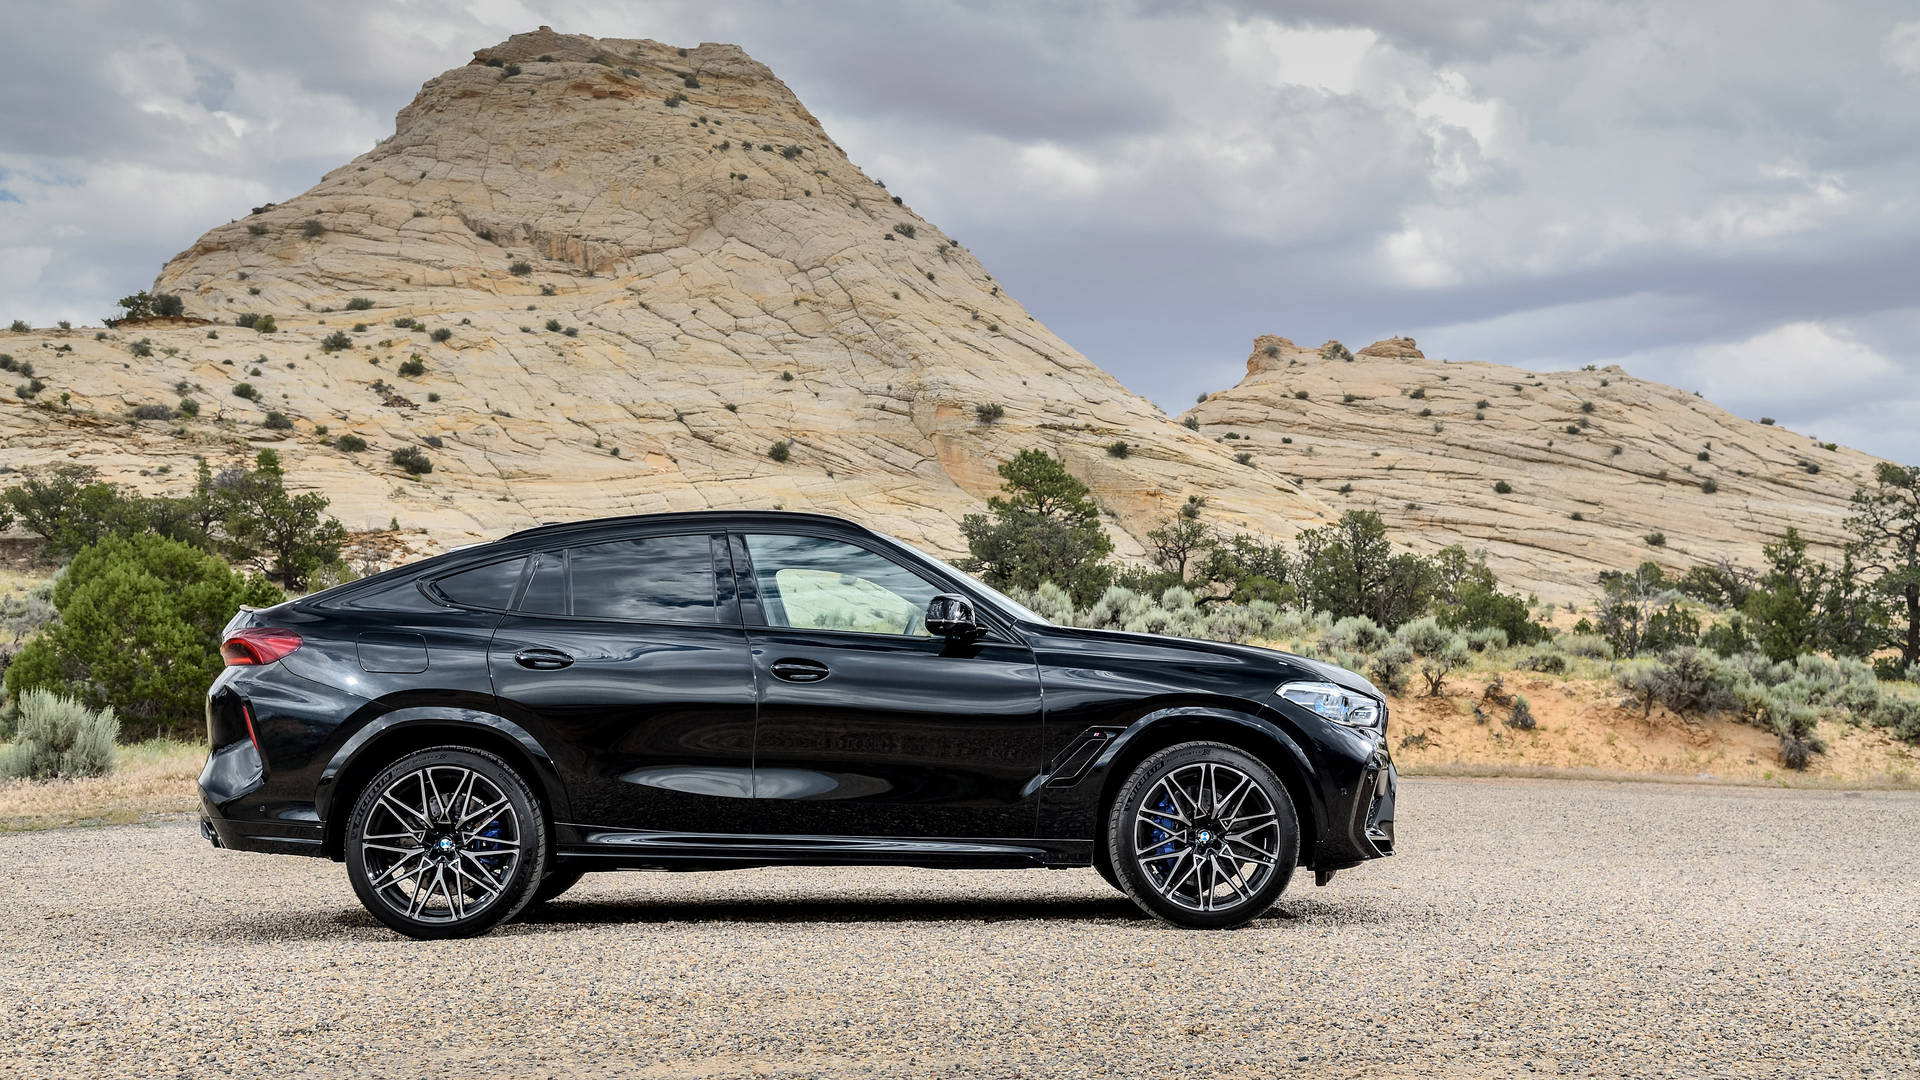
[511,894,1145,929]
[200,892,1391,942]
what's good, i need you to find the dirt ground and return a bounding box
[1384,674,1920,788]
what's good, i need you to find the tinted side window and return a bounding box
[433,556,526,609]
[743,534,939,637]
[519,551,567,616]
[569,534,717,623]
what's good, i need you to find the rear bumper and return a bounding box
[198,740,327,857]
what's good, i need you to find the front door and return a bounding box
[734,532,1045,839]
[488,532,758,833]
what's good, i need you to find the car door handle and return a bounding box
[770,658,830,683]
[514,648,574,670]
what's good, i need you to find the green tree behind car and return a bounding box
[4,534,281,741]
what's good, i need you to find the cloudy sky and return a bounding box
[4,0,1918,460]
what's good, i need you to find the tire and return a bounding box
[530,866,587,906]
[1105,741,1298,929]
[344,746,549,939]
[1092,848,1122,894]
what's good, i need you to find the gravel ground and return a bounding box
[2,778,1916,1079]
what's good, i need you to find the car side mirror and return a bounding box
[924,593,983,639]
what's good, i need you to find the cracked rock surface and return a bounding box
[0,28,1327,561]
[1186,335,1887,602]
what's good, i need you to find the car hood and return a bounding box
[1027,623,1385,701]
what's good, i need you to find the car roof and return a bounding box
[499,509,877,544]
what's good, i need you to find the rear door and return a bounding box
[487,531,758,833]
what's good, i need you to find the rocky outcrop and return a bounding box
[0,29,1329,562]
[1185,337,1885,601]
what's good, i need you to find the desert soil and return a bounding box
[2,778,1915,1079]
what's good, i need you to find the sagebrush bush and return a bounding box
[1559,633,1613,660]
[344,297,373,311]
[1516,648,1568,674]
[1368,641,1414,695]
[1328,615,1390,654]
[0,689,119,781]
[1466,627,1508,653]
[334,433,368,452]
[975,402,1005,425]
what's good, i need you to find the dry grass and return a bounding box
[0,739,203,832]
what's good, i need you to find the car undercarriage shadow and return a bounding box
[202,887,1389,943]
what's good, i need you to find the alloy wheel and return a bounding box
[357,764,524,924]
[1131,761,1283,913]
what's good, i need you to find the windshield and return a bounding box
[882,533,1053,626]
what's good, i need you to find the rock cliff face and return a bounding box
[0,28,1327,560]
[1186,335,1885,601]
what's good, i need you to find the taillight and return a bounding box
[221,628,303,666]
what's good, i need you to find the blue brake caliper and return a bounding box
[1146,795,1179,883]
[475,821,509,881]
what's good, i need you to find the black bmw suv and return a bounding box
[201,511,1395,938]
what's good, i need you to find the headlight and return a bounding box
[1278,681,1382,729]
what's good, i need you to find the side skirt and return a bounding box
[555,824,1094,871]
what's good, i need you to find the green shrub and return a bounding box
[1105,440,1130,458]
[1367,640,1414,695]
[1465,627,1508,653]
[975,402,1005,425]
[302,218,326,238]
[1516,647,1568,674]
[130,403,174,421]
[130,338,154,358]
[1328,615,1390,654]
[335,434,368,452]
[1559,633,1613,660]
[389,447,433,475]
[320,331,353,352]
[263,411,293,430]
[1396,616,1470,695]
[430,328,452,343]
[1506,695,1536,730]
[1493,480,1513,494]
[0,689,118,781]
[178,398,199,417]
[768,440,791,463]
[397,356,426,377]
[545,318,563,332]
[3,535,280,740]
[344,297,373,311]
[893,223,917,239]
[233,382,258,400]
[509,261,533,276]
[1645,532,1667,546]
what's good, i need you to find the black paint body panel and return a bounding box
[199,511,1395,878]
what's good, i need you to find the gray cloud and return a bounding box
[2,0,1915,460]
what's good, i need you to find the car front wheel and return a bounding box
[1106,741,1298,929]
[344,746,549,939]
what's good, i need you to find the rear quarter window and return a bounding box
[432,556,527,610]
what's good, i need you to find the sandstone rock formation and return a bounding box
[0,28,1327,563]
[1185,336,1886,601]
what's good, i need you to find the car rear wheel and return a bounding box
[1105,741,1298,929]
[344,746,549,939]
